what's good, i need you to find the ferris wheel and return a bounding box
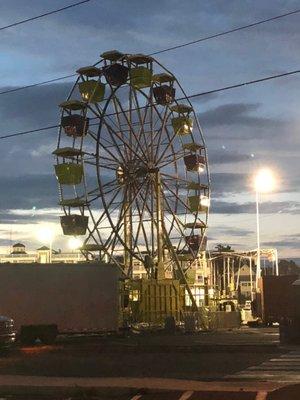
[54,50,210,285]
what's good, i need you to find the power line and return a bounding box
[1,7,299,97]
[186,68,300,99]
[0,74,76,96]
[0,0,92,32]
[1,66,300,140]
[0,125,59,140]
[150,8,300,56]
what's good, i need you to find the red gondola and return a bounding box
[185,235,207,252]
[61,115,89,137]
[60,215,88,236]
[103,63,128,86]
[184,154,206,171]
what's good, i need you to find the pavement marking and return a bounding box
[178,391,194,400]
[130,396,142,400]
[226,351,300,382]
[255,391,268,400]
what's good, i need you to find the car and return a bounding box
[0,315,16,350]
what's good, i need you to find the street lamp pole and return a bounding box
[255,189,261,285]
[254,168,277,285]
[49,238,53,264]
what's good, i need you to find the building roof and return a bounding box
[37,246,50,251]
[12,243,25,248]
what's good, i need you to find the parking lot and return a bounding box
[0,327,282,380]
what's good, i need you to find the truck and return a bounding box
[0,263,121,344]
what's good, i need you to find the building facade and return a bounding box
[0,243,84,264]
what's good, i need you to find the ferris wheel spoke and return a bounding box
[101,183,122,197]
[100,177,119,190]
[94,102,121,132]
[103,120,147,166]
[85,104,105,119]
[159,150,185,170]
[101,121,128,165]
[160,186,188,249]
[163,211,185,249]
[102,180,147,264]
[99,140,125,165]
[112,94,149,162]
[161,179,196,216]
[87,99,123,134]
[132,179,152,258]
[97,163,120,172]
[152,107,170,161]
[97,155,120,166]
[85,204,107,245]
[111,97,130,161]
[155,127,179,166]
[90,184,124,236]
[139,94,169,164]
[130,89,152,159]
[160,172,189,185]
[160,179,180,230]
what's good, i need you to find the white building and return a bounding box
[0,243,85,264]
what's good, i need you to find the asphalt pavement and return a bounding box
[0,327,299,399]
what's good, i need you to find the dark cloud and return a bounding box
[262,240,299,249]
[0,211,58,225]
[213,227,254,236]
[199,102,284,130]
[211,200,300,214]
[208,149,253,165]
[0,175,57,210]
[210,172,248,195]
[0,82,71,129]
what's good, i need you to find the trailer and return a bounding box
[257,275,298,325]
[0,263,121,344]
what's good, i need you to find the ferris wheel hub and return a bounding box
[116,161,160,183]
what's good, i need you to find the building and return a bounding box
[236,263,256,301]
[0,243,85,264]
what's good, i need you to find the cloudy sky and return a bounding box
[0,0,299,257]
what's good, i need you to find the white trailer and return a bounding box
[0,263,120,344]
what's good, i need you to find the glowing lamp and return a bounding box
[254,168,276,193]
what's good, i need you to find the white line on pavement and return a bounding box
[255,391,268,400]
[178,391,194,400]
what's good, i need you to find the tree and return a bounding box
[215,244,234,252]
[278,259,300,276]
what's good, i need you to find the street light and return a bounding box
[36,226,55,263]
[68,237,82,262]
[254,168,276,283]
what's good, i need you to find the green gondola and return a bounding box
[130,66,152,89]
[172,116,193,135]
[79,80,105,103]
[188,195,209,212]
[54,163,83,185]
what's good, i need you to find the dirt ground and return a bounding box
[0,327,283,380]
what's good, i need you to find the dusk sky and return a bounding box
[0,0,299,257]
